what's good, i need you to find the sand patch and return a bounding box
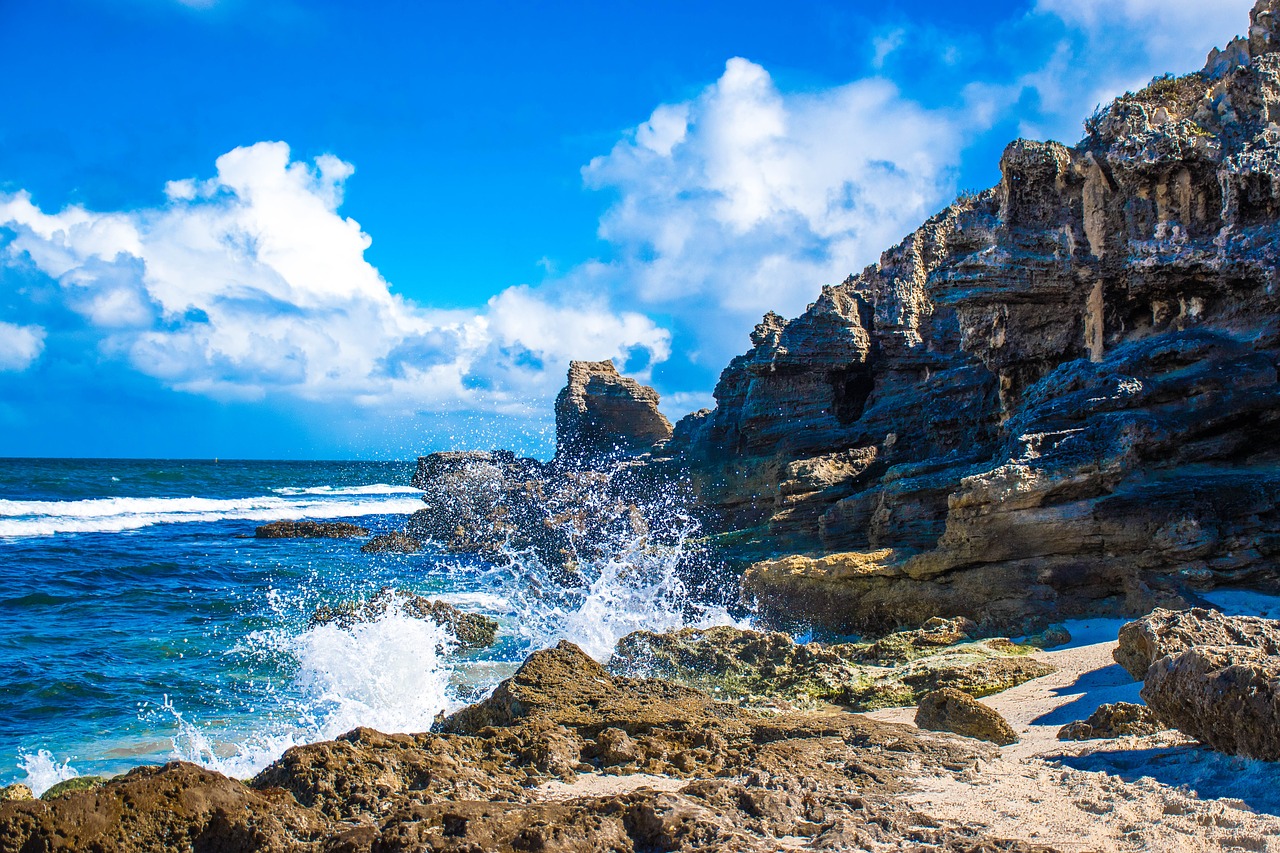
[864,617,1280,851]
[535,772,687,801]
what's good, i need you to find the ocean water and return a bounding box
[0,458,730,794]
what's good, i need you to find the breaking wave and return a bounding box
[0,491,424,538]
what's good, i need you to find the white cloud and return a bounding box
[0,322,45,372]
[584,57,966,368]
[0,142,669,412]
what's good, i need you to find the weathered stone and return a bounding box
[1057,702,1164,740]
[0,785,31,802]
[40,776,104,799]
[916,688,1020,746]
[610,621,1053,711]
[681,8,1280,634]
[311,588,498,648]
[361,530,421,554]
[254,520,369,539]
[1142,644,1280,760]
[554,360,673,465]
[1114,607,1280,680]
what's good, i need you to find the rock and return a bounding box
[1057,702,1164,740]
[0,642,1063,851]
[610,621,1054,711]
[0,784,31,802]
[916,688,1019,745]
[361,531,421,553]
[661,0,1280,635]
[554,360,673,465]
[1114,607,1280,680]
[40,776,104,799]
[0,762,328,851]
[1141,644,1280,760]
[254,520,369,539]
[311,588,498,648]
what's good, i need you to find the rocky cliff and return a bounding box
[665,0,1280,635]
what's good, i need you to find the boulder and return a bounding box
[1057,702,1164,740]
[254,520,369,539]
[915,688,1019,745]
[1114,607,1280,680]
[554,360,673,465]
[1142,644,1280,760]
[361,531,421,554]
[0,785,31,802]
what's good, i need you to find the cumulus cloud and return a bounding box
[0,322,45,372]
[585,57,966,368]
[0,142,668,412]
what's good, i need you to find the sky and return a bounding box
[0,0,1257,459]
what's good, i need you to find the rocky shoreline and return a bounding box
[8,2,1280,849]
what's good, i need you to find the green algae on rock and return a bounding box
[609,619,1055,711]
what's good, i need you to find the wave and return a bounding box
[0,493,425,538]
[270,484,422,497]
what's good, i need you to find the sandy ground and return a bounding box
[865,617,1280,852]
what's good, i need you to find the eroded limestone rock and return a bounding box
[310,588,498,648]
[1057,702,1164,740]
[916,688,1019,746]
[1114,607,1280,680]
[555,360,673,465]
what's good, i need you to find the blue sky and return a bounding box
[0,0,1256,458]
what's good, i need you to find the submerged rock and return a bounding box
[610,620,1054,711]
[254,520,370,539]
[311,588,498,648]
[916,688,1019,746]
[1114,607,1280,680]
[1142,644,1280,761]
[361,530,422,554]
[1057,702,1164,740]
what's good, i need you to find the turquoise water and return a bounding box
[0,458,719,793]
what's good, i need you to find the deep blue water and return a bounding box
[0,458,708,792]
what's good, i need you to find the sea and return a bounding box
[0,457,732,795]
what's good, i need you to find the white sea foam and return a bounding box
[271,484,422,497]
[0,493,424,537]
[169,594,458,779]
[16,749,80,796]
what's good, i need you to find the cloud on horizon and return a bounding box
[0,142,669,415]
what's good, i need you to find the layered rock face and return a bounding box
[671,0,1280,634]
[555,360,673,465]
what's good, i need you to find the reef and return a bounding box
[254,521,370,539]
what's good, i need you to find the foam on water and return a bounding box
[168,593,459,779]
[16,749,80,797]
[0,492,425,537]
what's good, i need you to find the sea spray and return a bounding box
[16,749,79,797]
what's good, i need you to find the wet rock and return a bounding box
[610,621,1054,711]
[0,784,31,802]
[1057,702,1164,740]
[311,588,498,648]
[1141,644,1280,760]
[916,688,1019,745]
[254,520,370,539]
[40,776,104,799]
[361,531,421,554]
[554,360,673,465]
[1114,607,1280,680]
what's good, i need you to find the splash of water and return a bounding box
[166,593,459,779]
[17,749,79,796]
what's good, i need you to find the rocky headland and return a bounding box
[12,2,1280,850]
